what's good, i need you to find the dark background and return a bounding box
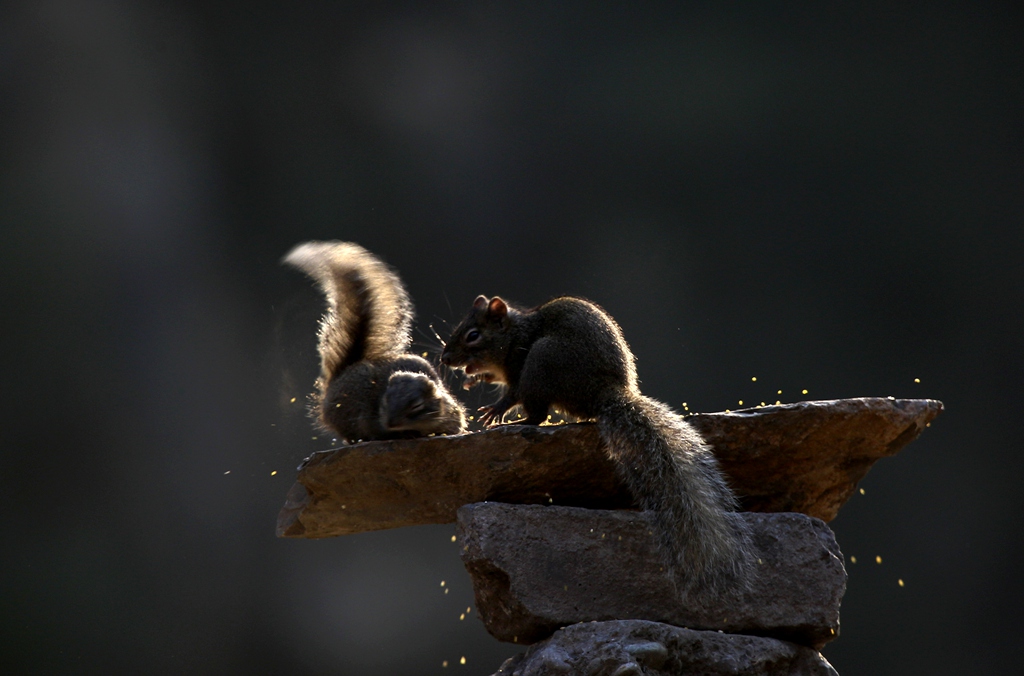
[2,2,1020,674]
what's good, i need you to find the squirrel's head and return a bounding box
[440,295,511,389]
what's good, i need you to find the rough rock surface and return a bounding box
[277,397,941,537]
[493,620,838,676]
[458,504,846,650]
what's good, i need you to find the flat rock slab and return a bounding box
[278,397,942,537]
[458,504,846,651]
[493,619,838,676]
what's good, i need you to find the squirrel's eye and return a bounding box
[466,329,481,343]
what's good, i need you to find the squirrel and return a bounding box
[441,295,751,596]
[283,241,466,443]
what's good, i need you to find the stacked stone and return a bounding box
[278,398,941,675]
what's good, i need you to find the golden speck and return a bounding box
[223,470,231,475]
[290,397,296,403]
[563,585,568,591]
[422,352,428,357]
[451,535,457,542]
[440,581,446,587]
[926,422,931,427]
[850,556,857,564]
[468,415,474,421]
[341,505,346,509]
[876,555,882,564]
[751,377,757,382]
[725,409,731,413]
[775,400,781,405]
[830,628,836,635]
[898,579,905,587]
[802,389,808,395]
[738,400,743,405]
[311,436,318,441]
[760,402,765,407]
[757,558,763,564]
[459,613,465,620]
[466,607,471,613]
[914,378,920,383]
[271,470,277,476]
[601,533,606,539]
[442,660,448,668]
[859,487,865,495]
[777,389,782,395]
[463,545,468,551]
[618,535,622,541]
[336,403,341,407]
[444,588,449,594]
[460,657,466,665]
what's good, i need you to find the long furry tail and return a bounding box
[598,393,752,596]
[283,241,413,390]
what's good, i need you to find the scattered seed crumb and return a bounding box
[459,613,465,620]
[898,579,905,587]
[460,657,466,665]
[802,389,808,395]
[850,556,857,564]
[271,470,277,476]
[422,352,428,357]
[290,397,296,403]
[859,488,865,495]
[466,607,471,613]
[451,535,456,542]
[914,378,920,383]
[440,581,445,587]
[224,470,231,475]
[876,556,882,564]
[777,389,782,395]
[443,660,448,668]
[738,400,743,405]
[751,377,757,382]
[444,589,449,594]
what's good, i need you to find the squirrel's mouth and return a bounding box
[463,362,497,390]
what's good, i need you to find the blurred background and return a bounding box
[1,1,1020,674]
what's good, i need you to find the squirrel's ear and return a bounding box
[473,295,489,310]
[488,297,508,319]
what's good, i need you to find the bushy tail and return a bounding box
[283,241,413,391]
[598,393,752,596]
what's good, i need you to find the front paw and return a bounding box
[477,405,506,427]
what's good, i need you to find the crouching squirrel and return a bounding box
[283,241,466,442]
[441,295,751,596]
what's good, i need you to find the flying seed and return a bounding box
[859,488,865,495]
[290,397,296,403]
[271,470,277,476]
[914,378,920,383]
[751,377,757,382]
[850,556,857,564]
[451,535,456,542]
[898,579,904,586]
[802,389,808,394]
[876,556,882,564]
[460,657,466,665]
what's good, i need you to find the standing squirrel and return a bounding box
[441,295,751,596]
[283,241,466,442]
